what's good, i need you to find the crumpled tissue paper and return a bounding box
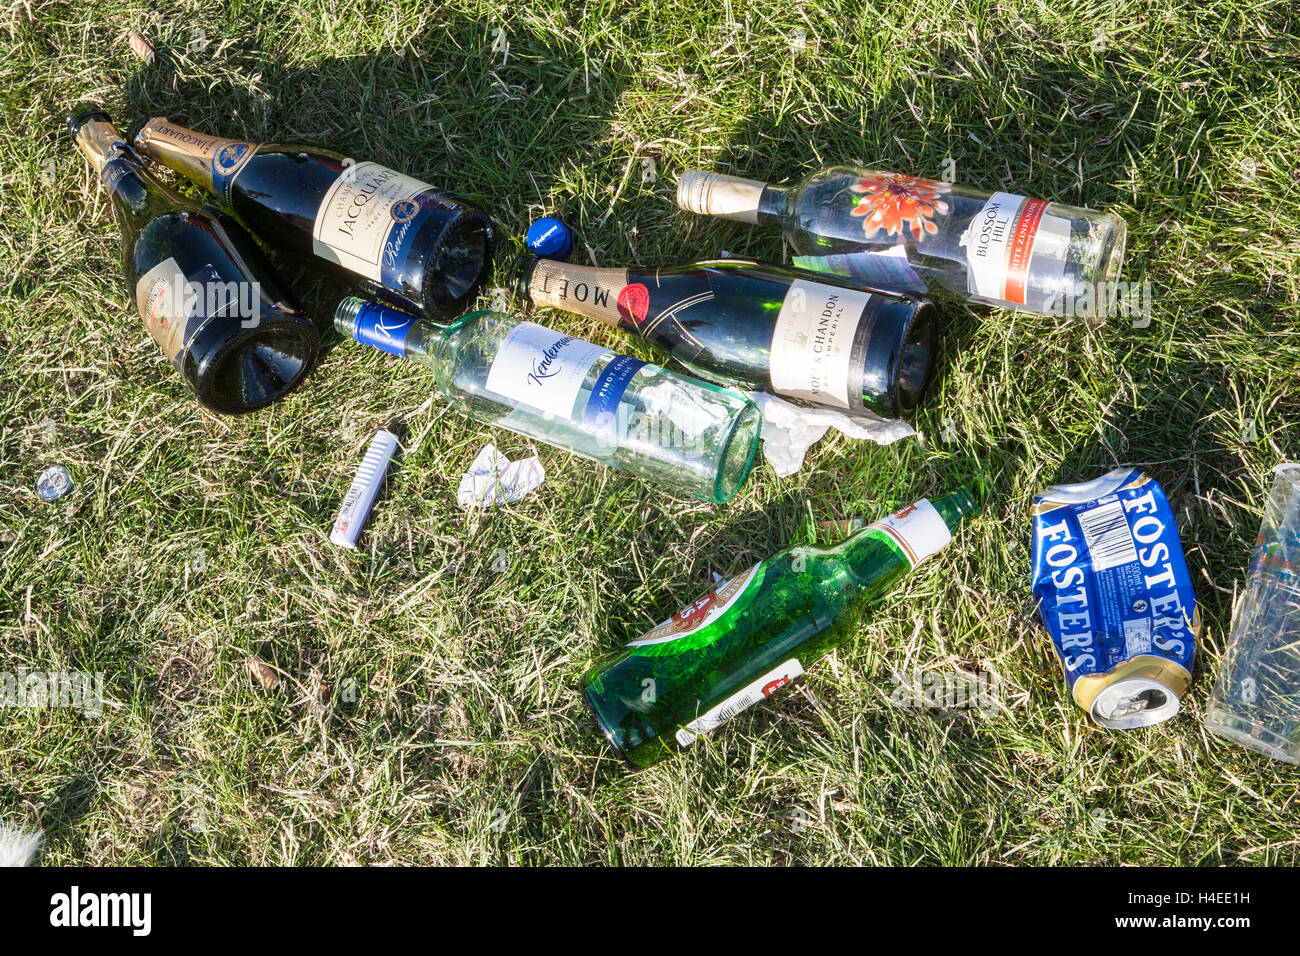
[457,444,545,508]
[747,391,915,478]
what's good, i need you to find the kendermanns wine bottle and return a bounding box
[334,298,762,503]
[129,117,495,319]
[513,256,936,418]
[584,490,977,767]
[70,108,318,414]
[676,167,1127,317]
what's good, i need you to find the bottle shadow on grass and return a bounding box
[119,18,636,343]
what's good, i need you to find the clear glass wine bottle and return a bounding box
[677,166,1127,317]
[334,298,762,503]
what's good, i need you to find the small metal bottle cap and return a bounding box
[36,466,74,502]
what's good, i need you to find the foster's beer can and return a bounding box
[1032,468,1199,728]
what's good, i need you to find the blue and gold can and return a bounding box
[1031,468,1199,728]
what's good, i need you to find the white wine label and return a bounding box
[485,321,608,418]
[627,563,761,647]
[793,246,925,294]
[867,498,951,568]
[675,658,804,746]
[135,257,197,361]
[964,193,1069,305]
[312,161,431,282]
[769,278,873,409]
[965,192,1028,301]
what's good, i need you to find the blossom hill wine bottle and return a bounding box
[70,108,318,414]
[584,489,977,767]
[513,256,936,418]
[676,167,1127,317]
[128,117,495,319]
[334,298,762,504]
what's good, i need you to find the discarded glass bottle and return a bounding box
[71,108,317,414]
[514,255,936,418]
[677,166,1126,316]
[1206,464,1300,762]
[584,490,977,766]
[130,117,495,319]
[334,298,761,503]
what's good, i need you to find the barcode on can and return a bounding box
[1077,499,1138,572]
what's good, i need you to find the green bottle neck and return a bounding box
[838,489,978,580]
[929,489,979,529]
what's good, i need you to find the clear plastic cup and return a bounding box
[1206,464,1300,763]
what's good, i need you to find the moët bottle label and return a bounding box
[770,278,875,410]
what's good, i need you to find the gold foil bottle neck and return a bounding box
[132,117,242,192]
[74,115,127,173]
[525,259,629,328]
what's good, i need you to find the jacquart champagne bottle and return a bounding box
[676,166,1127,316]
[334,298,762,503]
[514,256,936,418]
[129,117,495,319]
[70,108,318,414]
[584,490,977,766]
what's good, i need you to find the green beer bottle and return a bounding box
[584,489,978,766]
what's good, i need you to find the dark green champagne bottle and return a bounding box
[584,489,977,767]
[514,256,937,418]
[128,117,495,319]
[70,109,318,414]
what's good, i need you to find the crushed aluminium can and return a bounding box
[1031,467,1199,729]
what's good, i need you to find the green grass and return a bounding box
[1,0,1298,865]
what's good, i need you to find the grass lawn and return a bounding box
[1,0,1298,865]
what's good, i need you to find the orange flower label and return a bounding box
[850,172,951,241]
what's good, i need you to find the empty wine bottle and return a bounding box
[584,489,978,767]
[334,298,762,503]
[70,108,318,414]
[676,167,1127,316]
[129,117,495,319]
[513,256,936,418]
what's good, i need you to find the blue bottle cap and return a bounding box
[525,217,574,260]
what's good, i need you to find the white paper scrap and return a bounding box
[747,390,915,478]
[457,444,546,509]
